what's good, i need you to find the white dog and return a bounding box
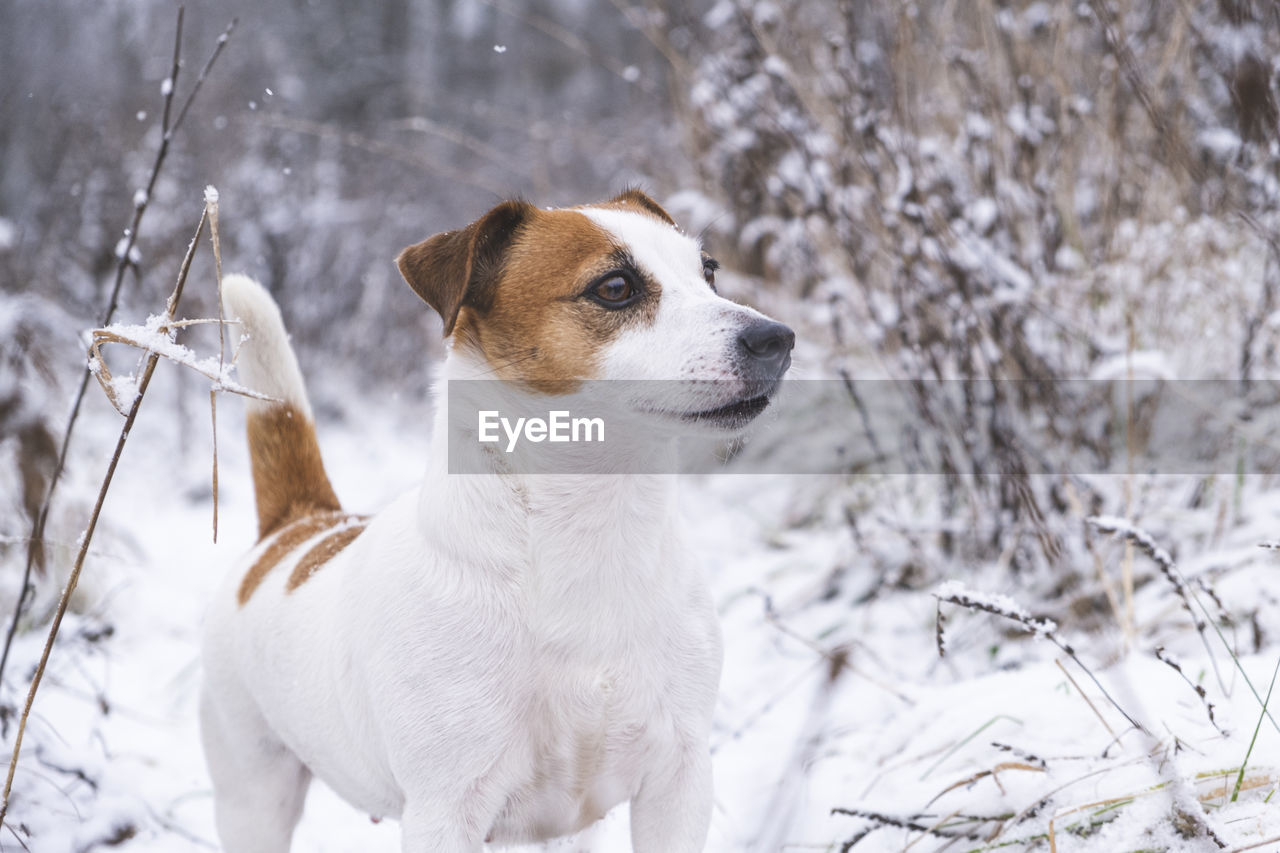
[200,190,794,852]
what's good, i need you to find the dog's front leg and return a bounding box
[629,750,713,853]
[398,800,488,853]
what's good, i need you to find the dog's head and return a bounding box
[396,190,794,433]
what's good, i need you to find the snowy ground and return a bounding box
[2,354,1279,852]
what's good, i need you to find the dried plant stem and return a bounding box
[209,188,223,543]
[831,806,983,850]
[1054,658,1116,739]
[1089,516,1278,733]
[0,10,235,690]
[1122,314,1136,647]
[1154,646,1224,735]
[0,206,208,832]
[936,587,1145,733]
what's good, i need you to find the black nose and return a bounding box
[737,319,795,376]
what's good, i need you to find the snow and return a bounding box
[112,234,141,264]
[160,77,173,97]
[934,578,1058,635]
[92,314,273,405]
[1089,350,1174,381]
[965,196,998,233]
[203,185,219,205]
[1199,127,1242,160]
[10,3,1280,846]
[4,369,1278,852]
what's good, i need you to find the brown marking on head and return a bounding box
[237,510,350,605]
[397,198,670,393]
[286,518,369,592]
[591,188,678,227]
[247,404,343,539]
[396,200,532,338]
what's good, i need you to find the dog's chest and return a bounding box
[490,654,668,842]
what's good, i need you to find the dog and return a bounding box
[200,190,795,852]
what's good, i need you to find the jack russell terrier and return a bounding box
[200,190,795,852]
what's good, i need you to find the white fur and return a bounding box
[580,208,777,419]
[220,273,314,419]
[201,210,783,852]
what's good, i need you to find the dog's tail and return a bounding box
[222,274,342,540]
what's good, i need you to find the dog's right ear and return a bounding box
[396,200,531,337]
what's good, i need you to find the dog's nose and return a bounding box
[737,319,795,376]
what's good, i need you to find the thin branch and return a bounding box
[208,186,224,544]
[935,583,1145,733]
[0,10,235,689]
[169,20,238,138]
[0,201,209,831]
[1089,516,1279,734]
[1153,646,1226,736]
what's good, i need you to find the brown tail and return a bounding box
[222,274,342,539]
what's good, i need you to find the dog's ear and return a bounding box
[396,200,531,337]
[607,188,677,227]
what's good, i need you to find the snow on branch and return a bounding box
[934,579,1144,734]
[88,315,273,415]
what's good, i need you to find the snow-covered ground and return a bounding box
[2,350,1279,853]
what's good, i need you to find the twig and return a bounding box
[934,581,1145,733]
[1089,516,1279,734]
[1153,646,1226,735]
[1054,658,1115,739]
[831,807,983,851]
[0,201,209,832]
[990,742,1047,770]
[207,186,224,543]
[0,9,235,690]
[2,820,31,852]
[168,21,237,139]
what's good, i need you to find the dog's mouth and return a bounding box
[648,376,783,431]
[677,393,773,429]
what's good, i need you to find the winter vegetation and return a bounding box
[2,0,1280,851]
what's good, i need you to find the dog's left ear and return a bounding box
[396,200,531,337]
[608,188,677,227]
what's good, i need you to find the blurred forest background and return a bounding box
[6,0,1280,521]
[4,0,1280,849]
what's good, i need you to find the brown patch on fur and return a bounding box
[452,208,659,393]
[247,404,342,539]
[397,201,532,337]
[237,510,349,605]
[593,189,678,227]
[286,518,369,592]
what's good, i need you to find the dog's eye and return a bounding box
[589,274,636,306]
[702,257,719,293]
